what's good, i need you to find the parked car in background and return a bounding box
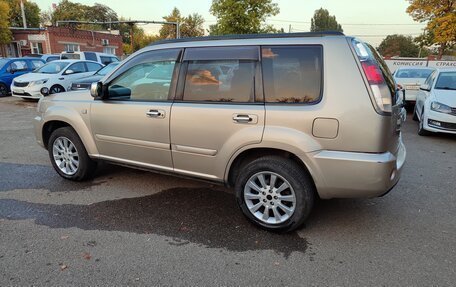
[71,62,120,90]
[60,51,119,65]
[0,57,45,97]
[11,60,103,99]
[393,67,436,106]
[414,68,456,136]
[26,53,61,63]
[34,32,406,232]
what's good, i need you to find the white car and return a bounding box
[11,60,103,99]
[393,67,435,104]
[414,68,456,135]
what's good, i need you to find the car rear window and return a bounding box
[395,69,434,79]
[261,46,323,103]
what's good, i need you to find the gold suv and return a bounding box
[34,32,406,232]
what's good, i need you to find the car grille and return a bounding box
[13,81,29,87]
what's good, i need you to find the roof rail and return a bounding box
[149,31,345,46]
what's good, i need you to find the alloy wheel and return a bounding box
[52,136,79,175]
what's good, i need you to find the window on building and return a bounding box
[64,43,80,52]
[103,47,116,55]
[31,42,43,54]
[261,46,323,104]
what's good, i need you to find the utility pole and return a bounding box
[288,24,291,33]
[20,0,27,28]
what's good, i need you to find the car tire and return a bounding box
[235,156,315,233]
[412,108,418,121]
[49,84,65,94]
[48,127,97,181]
[418,112,431,136]
[0,83,8,97]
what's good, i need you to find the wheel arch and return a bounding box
[225,147,318,193]
[41,107,98,156]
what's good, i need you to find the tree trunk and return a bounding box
[438,43,446,60]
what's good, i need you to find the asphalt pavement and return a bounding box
[0,96,455,286]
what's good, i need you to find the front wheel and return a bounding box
[49,85,65,94]
[418,113,431,136]
[0,83,8,97]
[48,127,97,181]
[235,156,315,233]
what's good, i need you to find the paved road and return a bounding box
[0,97,455,286]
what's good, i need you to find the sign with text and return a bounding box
[385,59,456,73]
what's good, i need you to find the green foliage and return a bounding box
[5,0,40,28]
[159,8,204,39]
[0,1,12,44]
[378,34,420,57]
[50,1,119,30]
[310,8,343,33]
[406,0,455,58]
[209,0,280,35]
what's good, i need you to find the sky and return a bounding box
[32,0,426,46]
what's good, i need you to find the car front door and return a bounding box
[170,46,265,181]
[5,60,29,86]
[90,49,181,170]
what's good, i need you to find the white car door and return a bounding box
[416,71,436,117]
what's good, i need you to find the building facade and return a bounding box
[0,26,122,58]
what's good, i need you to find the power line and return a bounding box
[266,19,426,26]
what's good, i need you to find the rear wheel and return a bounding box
[48,127,97,181]
[0,83,8,97]
[235,156,315,232]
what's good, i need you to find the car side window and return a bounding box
[84,52,97,62]
[100,56,112,65]
[86,62,103,72]
[7,60,28,72]
[31,60,44,69]
[261,46,323,103]
[107,50,179,102]
[183,60,255,102]
[66,62,87,74]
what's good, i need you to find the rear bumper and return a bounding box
[309,136,406,199]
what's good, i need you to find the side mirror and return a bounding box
[90,81,106,99]
[65,69,74,75]
[420,84,431,92]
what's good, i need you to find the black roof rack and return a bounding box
[149,31,345,46]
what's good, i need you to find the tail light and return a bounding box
[352,39,393,113]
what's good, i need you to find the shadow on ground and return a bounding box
[0,162,107,192]
[0,187,309,257]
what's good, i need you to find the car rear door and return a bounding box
[170,46,265,181]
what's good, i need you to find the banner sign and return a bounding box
[384,59,456,73]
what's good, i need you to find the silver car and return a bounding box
[34,32,406,232]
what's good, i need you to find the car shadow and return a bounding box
[0,186,309,257]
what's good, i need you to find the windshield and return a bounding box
[96,62,119,76]
[0,59,9,70]
[35,62,70,74]
[395,69,434,79]
[435,72,456,90]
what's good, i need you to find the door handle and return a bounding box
[146,109,165,118]
[233,114,257,124]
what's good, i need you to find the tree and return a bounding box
[0,1,12,44]
[406,0,455,59]
[180,13,205,37]
[159,8,205,39]
[209,0,280,35]
[378,34,420,57]
[159,7,182,39]
[310,8,343,32]
[6,0,40,28]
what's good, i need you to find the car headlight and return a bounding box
[431,101,452,114]
[30,79,48,86]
